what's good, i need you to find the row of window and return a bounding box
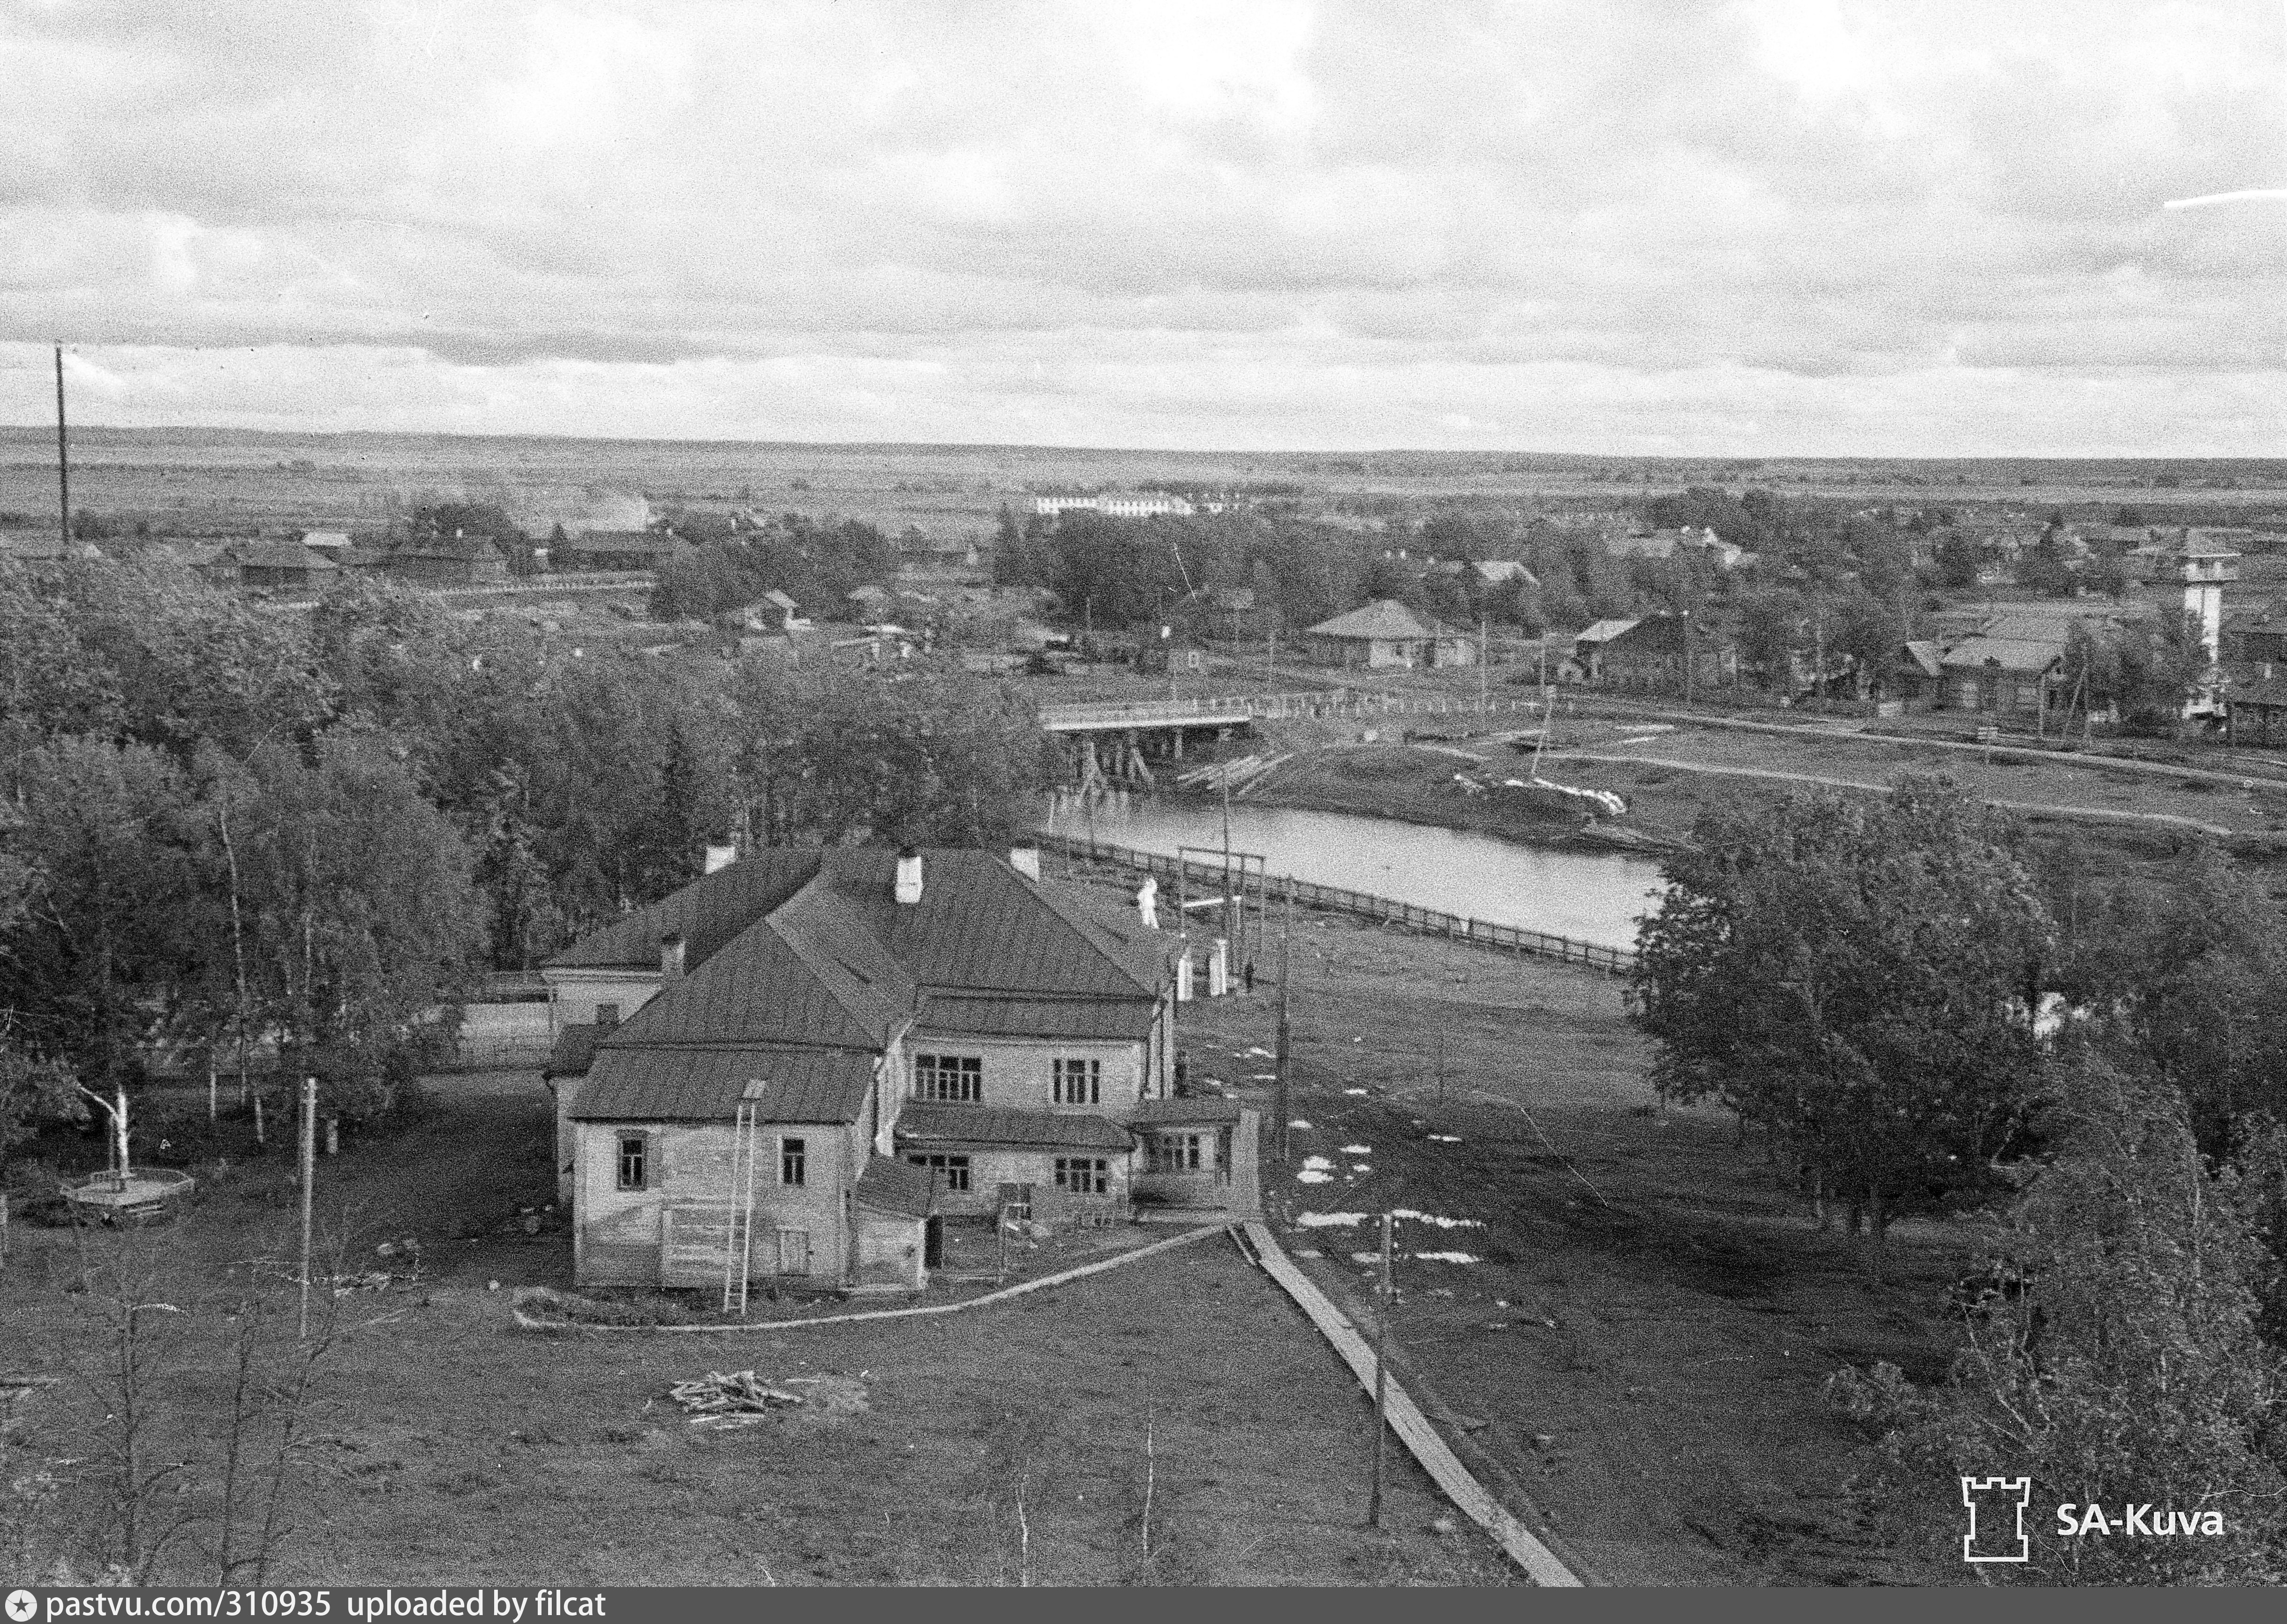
[902,1154,1111,1195]
[617,1133,805,1192]
[912,1053,1104,1105]
[622,1130,1219,1195]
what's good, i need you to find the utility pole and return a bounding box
[1435,1032,1445,1104]
[298,1076,317,1339]
[1682,609,1693,708]
[1368,1210,1392,1528]
[1478,617,1489,716]
[1275,880,1293,1166]
[54,342,70,551]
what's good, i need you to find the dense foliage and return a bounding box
[0,553,1046,1142]
[1631,777,2053,1243]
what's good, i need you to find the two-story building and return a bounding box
[541,846,1256,1294]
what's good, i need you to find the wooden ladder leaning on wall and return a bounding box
[722,1080,768,1314]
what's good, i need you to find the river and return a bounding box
[1043,796,1668,952]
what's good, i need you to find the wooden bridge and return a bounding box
[1038,689,1548,734]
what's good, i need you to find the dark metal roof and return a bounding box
[548,851,823,971]
[820,851,1164,999]
[1127,1098,1246,1125]
[545,1024,602,1079]
[894,1104,1136,1150]
[916,992,1156,1040]
[607,915,894,1051]
[570,1046,876,1123]
[854,1157,935,1218]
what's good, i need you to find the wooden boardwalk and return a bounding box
[1234,1220,1584,1586]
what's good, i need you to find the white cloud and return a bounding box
[0,0,2282,452]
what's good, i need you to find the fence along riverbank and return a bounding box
[1033,831,1638,976]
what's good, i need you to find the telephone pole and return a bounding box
[1368,1210,1392,1528]
[1275,880,1293,1166]
[54,343,70,550]
[298,1076,318,1338]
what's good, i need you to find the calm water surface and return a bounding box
[1046,797,1666,952]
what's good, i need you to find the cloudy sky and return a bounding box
[3,0,2285,454]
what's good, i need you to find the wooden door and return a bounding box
[775,1226,810,1276]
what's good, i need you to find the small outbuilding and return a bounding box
[1305,600,1475,669]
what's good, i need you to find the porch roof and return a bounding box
[893,1103,1135,1151]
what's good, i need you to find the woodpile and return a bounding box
[669,1368,806,1426]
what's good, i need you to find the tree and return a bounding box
[1631,777,2053,1252]
[1735,588,1806,689]
[1832,1059,2287,1583]
[1829,585,1903,699]
[1933,531,1980,590]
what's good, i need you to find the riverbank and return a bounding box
[1152,711,2287,883]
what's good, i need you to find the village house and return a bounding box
[383,531,512,586]
[551,531,687,572]
[1576,613,1733,691]
[541,847,1259,1294]
[1562,617,1639,683]
[223,539,341,592]
[1304,599,1475,669]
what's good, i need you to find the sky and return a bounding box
[2,0,2286,456]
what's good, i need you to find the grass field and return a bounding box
[1148,881,1980,1585]
[1,1071,1510,1587]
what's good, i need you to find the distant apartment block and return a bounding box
[1032,491,1197,519]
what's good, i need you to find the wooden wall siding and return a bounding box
[854,1208,925,1290]
[1130,1110,1261,1218]
[572,1117,867,1287]
[913,1147,1133,1218]
[904,1035,1147,1110]
[544,970,664,1029]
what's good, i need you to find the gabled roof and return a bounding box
[551,849,1168,1124]
[894,1104,1136,1150]
[761,588,801,610]
[1575,618,1641,647]
[570,1045,876,1124]
[1305,600,1463,642]
[1941,636,2065,675]
[1900,640,1944,679]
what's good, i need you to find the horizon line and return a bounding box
[0,421,2283,466]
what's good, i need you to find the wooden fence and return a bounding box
[1034,831,1637,976]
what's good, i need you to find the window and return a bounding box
[616,1133,647,1190]
[781,1135,806,1188]
[1054,1157,1109,1195]
[915,1053,983,1103]
[1053,1057,1100,1105]
[907,1153,972,1193]
[1147,1133,1204,1174]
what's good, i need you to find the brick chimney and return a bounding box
[895,847,924,905]
[660,932,686,981]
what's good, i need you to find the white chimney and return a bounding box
[1008,846,1041,881]
[703,842,737,874]
[660,932,686,981]
[895,847,924,905]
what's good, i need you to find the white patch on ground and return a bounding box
[1413,1252,1482,1264]
[1351,1252,1381,1265]
[1302,1155,1334,1171]
[1351,1164,1372,1173]
[1427,1134,1462,1143]
[1244,1046,1274,1058]
[1295,1211,1368,1227]
[1288,1119,1312,1128]
[1251,1073,1278,1081]
[1343,1088,1368,1096]
[1296,1169,1333,1184]
[1340,1143,1372,1154]
[1394,1209,1485,1229]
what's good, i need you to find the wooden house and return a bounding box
[541,847,1257,1293]
[1305,600,1474,669]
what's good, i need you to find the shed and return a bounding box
[1304,600,1474,669]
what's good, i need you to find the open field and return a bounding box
[1050,860,1977,1584]
[15,427,2287,546]
[1,1070,1509,1586]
